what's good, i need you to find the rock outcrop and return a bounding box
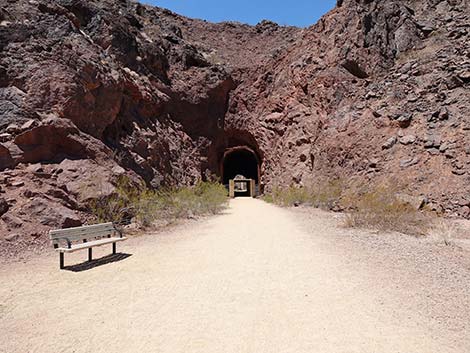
[0,0,469,256]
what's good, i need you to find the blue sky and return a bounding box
[142,0,337,28]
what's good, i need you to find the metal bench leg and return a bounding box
[60,252,64,270]
[112,242,116,255]
[88,248,93,262]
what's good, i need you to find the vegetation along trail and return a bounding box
[1,198,469,353]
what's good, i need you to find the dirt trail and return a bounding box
[1,198,468,353]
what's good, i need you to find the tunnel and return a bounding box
[221,147,260,191]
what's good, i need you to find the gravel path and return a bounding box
[1,198,469,353]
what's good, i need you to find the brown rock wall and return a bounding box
[0,0,469,256]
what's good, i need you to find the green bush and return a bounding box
[160,181,228,219]
[193,181,229,214]
[87,175,140,224]
[87,179,228,228]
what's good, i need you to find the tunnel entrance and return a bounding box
[221,146,260,196]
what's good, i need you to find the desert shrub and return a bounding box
[161,181,229,219]
[203,50,223,65]
[87,179,228,228]
[87,175,139,225]
[262,193,274,204]
[264,179,344,210]
[264,180,433,236]
[132,189,164,227]
[428,218,460,246]
[265,185,311,207]
[193,181,229,214]
[342,184,432,236]
[312,179,344,210]
[396,39,444,65]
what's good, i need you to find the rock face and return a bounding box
[0,0,469,255]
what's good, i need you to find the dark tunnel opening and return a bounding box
[222,147,260,185]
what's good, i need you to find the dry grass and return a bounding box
[87,177,228,228]
[264,180,434,236]
[395,35,445,65]
[86,176,139,224]
[158,181,229,220]
[428,218,461,246]
[202,49,224,65]
[263,179,344,210]
[262,186,311,207]
[342,185,432,236]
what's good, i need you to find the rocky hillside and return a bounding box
[227,0,470,211]
[0,0,469,256]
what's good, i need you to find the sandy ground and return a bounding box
[1,198,469,353]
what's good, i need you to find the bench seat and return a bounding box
[56,236,127,253]
[49,222,127,269]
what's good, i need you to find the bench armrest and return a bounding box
[57,237,72,249]
[113,223,124,238]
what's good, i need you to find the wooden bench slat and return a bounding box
[50,230,116,243]
[49,222,114,232]
[49,229,115,239]
[49,222,127,269]
[49,223,115,238]
[49,222,121,245]
[50,228,115,237]
[56,237,127,253]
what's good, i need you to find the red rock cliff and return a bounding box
[0,0,469,256]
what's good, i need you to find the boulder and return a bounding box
[0,133,12,142]
[457,70,470,83]
[0,197,9,217]
[397,194,426,210]
[20,119,39,131]
[400,157,420,168]
[396,114,412,128]
[424,135,441,149]
[460,206,470,218]
[399,135,416,145]
[6,124,20,134]
[0,143,13,170]
[24,197,82,228]
[4,233,19,242]
[394,18,420,55]
[12,118,90,164]
[0,86,29,128]
[1,214,23,228]
[382,137,397,150]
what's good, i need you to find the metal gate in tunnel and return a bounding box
[221,146,260,197]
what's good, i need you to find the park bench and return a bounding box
[49,222,127,269]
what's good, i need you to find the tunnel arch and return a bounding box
[221,146,260,185]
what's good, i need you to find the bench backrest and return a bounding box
[49,222,117,247]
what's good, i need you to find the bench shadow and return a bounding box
[63,253,132,272]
